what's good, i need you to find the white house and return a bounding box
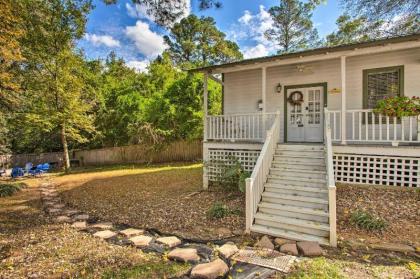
[192,34,420,246]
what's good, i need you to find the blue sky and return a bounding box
[79,0,343,71]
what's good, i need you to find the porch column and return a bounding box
[203,72,208,141]
[340,56,347,145]
[261,67,267,139]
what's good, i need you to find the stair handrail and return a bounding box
[324,108,337,247]
[245,110,281,233]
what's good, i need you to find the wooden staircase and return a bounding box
[250,144,331,245]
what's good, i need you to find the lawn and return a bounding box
[54,163,245,240]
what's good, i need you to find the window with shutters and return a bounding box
[363,66,404,109]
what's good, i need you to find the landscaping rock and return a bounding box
[129,235,153,247]
[91,222,113,230]
[218,243,238,259]
[71,221,87,229]
[280,243,298,256]
[370,243,415,253]
[62,209,80,216]
[156,236,181,248]
[168,248,200,263]
[296,241,322,257]
[73,214,89,221]
[190,258,229,279]
[216,227,231,236]
[274,238,296,246]
[120,228,144,237]
[55,216,72,223]
[255,235,274,250]
[51,203,65,209]
[47,208,61,214]
[93,230,117,240]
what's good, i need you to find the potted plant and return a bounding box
[374,96,420,117]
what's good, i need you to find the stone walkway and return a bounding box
[39,181,324,278]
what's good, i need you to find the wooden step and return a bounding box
[264,184,328,198]
[251,224,329,246]
[258,202,329,223]
[270,168,326,179]
[273,156,325,165]
[276,144,324,151]
[275,150,324,157]
[261,192,328,210]
[267,175,326,187]
[271,162,326,171]
[254,212,330,237]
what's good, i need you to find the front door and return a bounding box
[286,86,324,142]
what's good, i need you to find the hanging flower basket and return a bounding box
[374,96,420,117]
[288,91,304,105]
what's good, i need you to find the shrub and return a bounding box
[349,210,387,231]
[206,156,250,192]
[374,96,420,117]
[0,183,26,197]
[208,202,231,219]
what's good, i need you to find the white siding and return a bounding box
[223,48,420,141]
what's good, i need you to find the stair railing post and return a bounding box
[245,177,253,233]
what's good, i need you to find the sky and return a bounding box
[78,0,344,72]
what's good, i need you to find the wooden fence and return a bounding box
[1,140,202,168]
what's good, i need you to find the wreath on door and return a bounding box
[288,91,304,105]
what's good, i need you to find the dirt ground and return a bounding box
[336,183,420,247]
[55,163,244,240]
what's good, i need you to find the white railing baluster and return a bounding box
[386,116,390,141]
[393,117,397,141]
[402,117,405,141]
[372,112,375,140]
[379,114,382,141]
[365,111,369,141]
[409,117,413,141]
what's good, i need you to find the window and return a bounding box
[363,66,404,109]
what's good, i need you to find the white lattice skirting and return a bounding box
[334,154,419,187]
[206,149,260,181]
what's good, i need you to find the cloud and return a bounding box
[126,1,190,23]
[124,21,166,58]
[227,5,277,59]
[126,59,149,73]
[84,34,120,47]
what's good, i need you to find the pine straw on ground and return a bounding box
[56,163,245,240]
[0,181,190,279]
[336,183,420,246]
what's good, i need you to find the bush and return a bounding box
[208,202,231,219]
[374,96,420,117]
[0,183,26,197]
[206,156,251,192]
[349,210,387,231]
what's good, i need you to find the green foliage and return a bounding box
[208,156,250,192]
[265,0,321,53]
[0,183,26,197]
[350,210,387,231]
[374,96,420,117]
[164,14,242,68]
[207,202,231,219]
[288,258,345,279]
[102,261,191,279]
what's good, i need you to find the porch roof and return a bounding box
[190,34,420,74]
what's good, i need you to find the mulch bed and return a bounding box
[58,166,245,240]
[336,183,420,246]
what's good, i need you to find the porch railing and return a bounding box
[326,109,420,144]
[245,111,281,232]
[205,112,278,141]
[324,108,337,247]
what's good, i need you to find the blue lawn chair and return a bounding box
[11,167,24,178]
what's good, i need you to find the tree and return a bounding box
[164,14,242,67]
[341,0,419,36]
[103,0,222,27]
[326,14,383,46]
[19,0,94,170]
[265,0,321,53]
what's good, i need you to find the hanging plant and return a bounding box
[288,91,304,105]
[374,96,420,117]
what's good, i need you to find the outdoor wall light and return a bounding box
[276,83,282,93]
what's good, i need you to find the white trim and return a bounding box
[203,73,208,141]
[340,56,347,145]
[333,144,420,157]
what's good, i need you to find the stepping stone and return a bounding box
[218,243,239,259]
[168,248,200,263]
[91,222,113,230]
[71,221,87,229]
[129,235,153,247]
[55,216,72,223]
[74,214,89,221]
[120,228,144,237]
[280,243,299,256]
[275,238,296,246]
[47,208,61,214]
[255,235,274,250]
[93,230,117,239]
[296,241,323,257]
[156,236,181,248]
[51,203,65,209]
[62,209,80,216]
[190,258,229,279]
[370,243,415,253]
[44,202,56,207]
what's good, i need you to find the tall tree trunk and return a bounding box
[60,124,70,171]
